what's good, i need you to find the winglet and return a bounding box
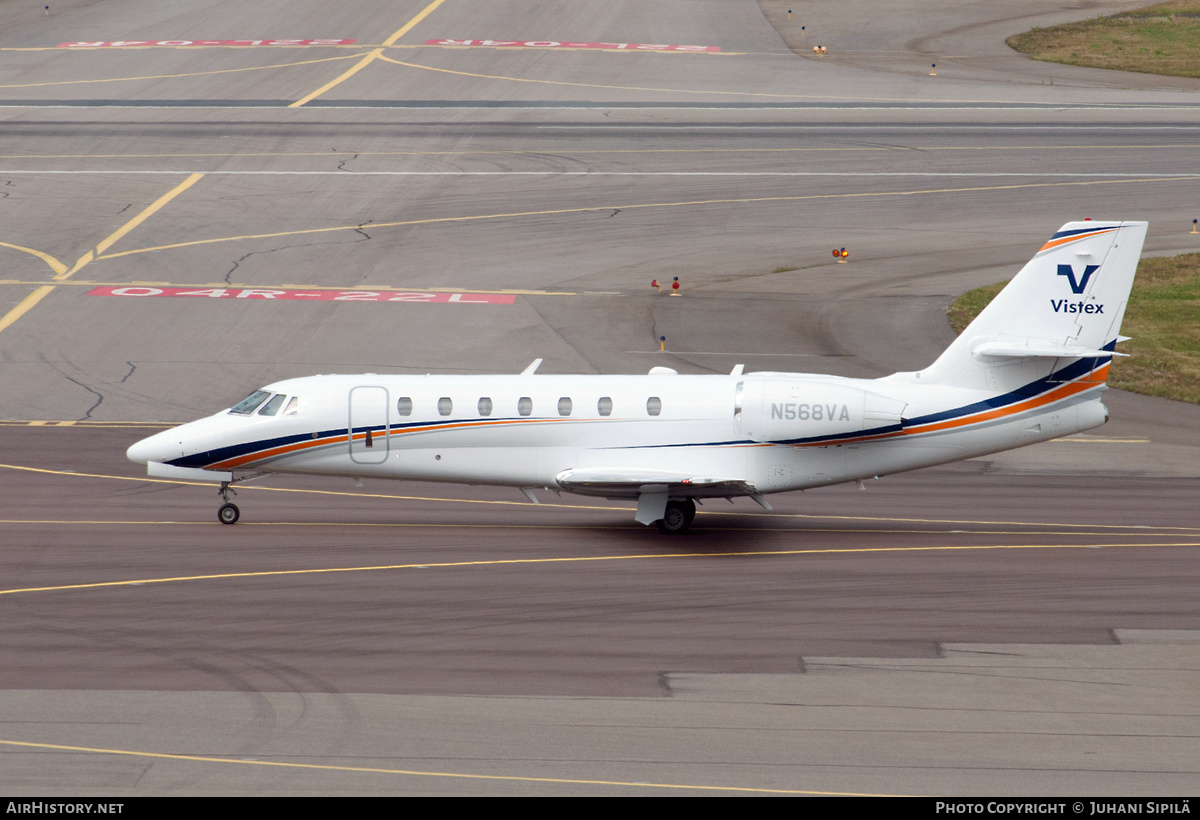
[520,358,542,375]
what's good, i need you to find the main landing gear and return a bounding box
[217,481,239,525]
[656,499,696,534]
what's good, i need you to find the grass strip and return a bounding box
[1007,0,1200,78]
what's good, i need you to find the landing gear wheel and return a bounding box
[656,499,696,534]
[218,503,240,525]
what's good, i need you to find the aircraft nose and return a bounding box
[126,429,182,465]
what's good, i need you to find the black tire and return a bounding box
[681,498,697,526]
[656,500,694,534]
[218,503,240,525]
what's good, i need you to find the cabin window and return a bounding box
[283,396,299,415]
[229,390,270,415]
[598,397,613,416]
[257,394,287,416]
[558,397,572,416]
[438,397,453,416]
[518,397,533,416]
[397,397,413,416]
[733,381,743,418]
[646,396,662,416]
[478,397,493,416]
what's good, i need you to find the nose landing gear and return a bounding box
[218,502,240,525]
[217,481,239,525]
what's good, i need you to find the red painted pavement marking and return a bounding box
[57,39,356,48]
[89,286,516,304]
[425,39,720,52]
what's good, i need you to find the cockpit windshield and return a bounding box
[257,394,287,416]
[229,390,270,415]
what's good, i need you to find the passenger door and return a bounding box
[348,386,389,464]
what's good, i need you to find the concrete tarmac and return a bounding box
[0,0,1198,796]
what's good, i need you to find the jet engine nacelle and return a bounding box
[737,378,907,443]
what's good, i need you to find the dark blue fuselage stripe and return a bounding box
[905,352,1110,428]
[167,416,564,469]
[168,427,346,469]
[169,346,1114,468]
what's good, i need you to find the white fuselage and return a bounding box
[127,368,1110,499]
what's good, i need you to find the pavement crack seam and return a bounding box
[225,252,252,284]
[61,374,103,420]
[225,237,372,282]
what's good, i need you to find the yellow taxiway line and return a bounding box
[0,738,894,796]
[60,173,204,279]
[0,52,372,91]
[2,541,1199,598]
[0,173,204,337]
[289,0,448,107]
[0,285,55,335]
[3,461,1197,533]
[92,176,1199,263]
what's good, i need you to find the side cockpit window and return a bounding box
[282,396,299,415]
[229,390,270,415]
[258,394,287,416]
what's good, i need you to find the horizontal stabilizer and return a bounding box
[972,341,1128,359]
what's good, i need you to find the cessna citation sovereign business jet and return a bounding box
[128,221,1147,533]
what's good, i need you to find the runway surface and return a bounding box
[1,0,1199,796]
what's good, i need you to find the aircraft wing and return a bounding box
[555,468,756,499]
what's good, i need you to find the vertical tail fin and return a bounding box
[920,221,1147,391]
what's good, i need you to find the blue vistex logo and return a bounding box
[1058,264,1099,294]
